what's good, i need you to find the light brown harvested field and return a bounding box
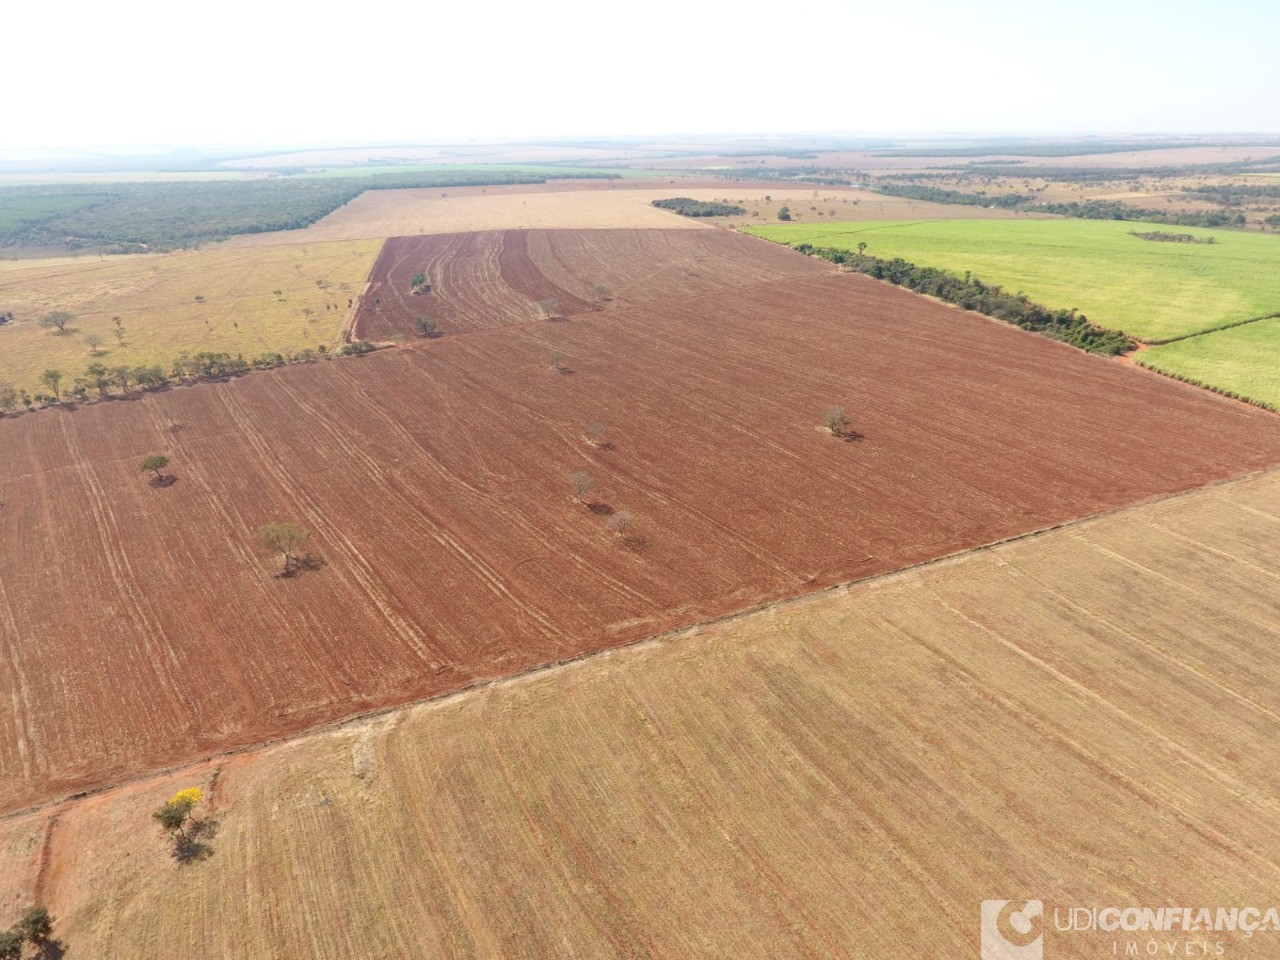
[353,229,832,338]
[4,469,1280,958]
[0,240,381,394]
[224,181,1028,247]
[4,271,1280,815]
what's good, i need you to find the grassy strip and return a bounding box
[787,242,1134,355]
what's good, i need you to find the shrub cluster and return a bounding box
[651,198,746,217]
[792,243,1136,355]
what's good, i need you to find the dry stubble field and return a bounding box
[223,180,1028,248]
[0,240,380,394]
[3,268,1280,814]
[2,469,1278,958]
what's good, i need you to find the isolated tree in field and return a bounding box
[410,271,428,291]
[823,405,850,436]
[112,315,125,345]
[549,350,569,373]
[153,786,203,839]
[83,332,105,355]
[140,454,171,484]
[39,369,62,402]
[571,470,595,504]
[586,421,608,448]
[605,510,634,541]
[40,311,72,334]
[777,206,792,221]
[256,521,310,575]
[536,298,559,320]
[857,241,867,256]
[412,316,440,338]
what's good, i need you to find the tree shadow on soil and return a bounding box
[277,554,327,580]
[174,818,219,865]
[586,502,615,516]
[33,940,67,959]
[149,474,179,488]
[833,428,865,443]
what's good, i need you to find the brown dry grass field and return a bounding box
[224,180,1028,248]
[0,240,381,394]
[3,268,1280,815]
[3,468,1278,958]
[353,228,831,338]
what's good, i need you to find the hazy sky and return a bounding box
[7,0,1278,149]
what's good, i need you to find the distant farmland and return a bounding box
[747,218,1280,342]
[0,240,380,394]
[4,469,1278,958]
[3,270,1280,814]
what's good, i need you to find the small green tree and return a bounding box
[0,930,20,960]
[140,454,171,483]
[86,362,113,398]
[777,206,792,221]
[84,332,105,355]
[410,271,428,290]
[857,241,867,256]
[39,369,62,402]
[256,522,310,575]
[16,905,52,947]
[412,316,440,338]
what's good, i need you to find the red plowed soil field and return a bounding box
[352,228,831,339]
[4,271,1280,813]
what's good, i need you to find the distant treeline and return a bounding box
[1130,231,1214,244]
[0,170,619,251]
[929,158,1280,182]
[872,139,1280,159]
[872,183,1248,227]
[651,198,746,217]
[706,166,857,186]
[789,243,1135,355]
[1188,183,1280,204]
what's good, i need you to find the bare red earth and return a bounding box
[353,228,831,339]
[4,271,1280,813]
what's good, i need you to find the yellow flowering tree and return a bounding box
[152,786,203,840]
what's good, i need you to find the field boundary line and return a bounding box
[5,463,1278,823]
[1143,310,1280,346]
